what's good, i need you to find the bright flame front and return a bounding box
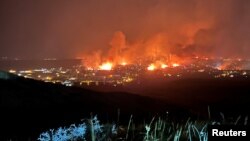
[161,64,168,69]
[172,63,180,67]
[147,64,156,71]
[99,62,113,70]
[121,62,127,66]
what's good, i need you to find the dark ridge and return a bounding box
[0,71,183,140]
[1,70,250,140]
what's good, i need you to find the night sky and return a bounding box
[1,0,250,59]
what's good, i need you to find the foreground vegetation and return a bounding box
[38,110,248,141]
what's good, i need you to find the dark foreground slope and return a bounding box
[127,77,250,116]
[87,76,250,117]
[0,72,180,140]
[1,71,250,140]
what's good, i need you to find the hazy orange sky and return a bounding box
[1,0,250,59]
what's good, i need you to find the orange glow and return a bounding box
[161,64,168,69]
[86,67,94,70]
[121,61,127,66]
[147,64,156,71]
[216,66,222,70]
[80,30,197,69]
[172,63,180,67]
[99,62,113,70]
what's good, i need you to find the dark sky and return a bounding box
[1,0,250,59]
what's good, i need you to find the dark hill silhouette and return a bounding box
[0,71,181,140]
[1,70,250,140]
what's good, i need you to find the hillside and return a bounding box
[1,70,250,140]
[0,71,179,140]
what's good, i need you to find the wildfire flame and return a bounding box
[121,61,127,66]
[99,62,113,70]
[147,64,156,71]
[161,64,168,69]
[172,63,180,67]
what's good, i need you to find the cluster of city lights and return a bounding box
[5,57,250,87]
